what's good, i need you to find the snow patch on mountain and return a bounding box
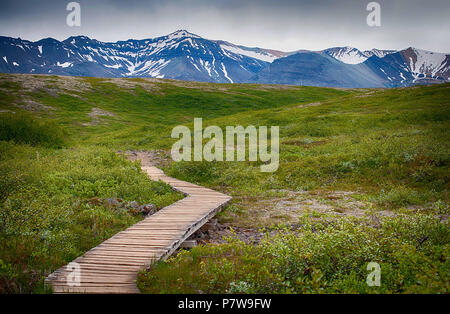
[57,61,72,68]
[220,44,278,63]
[104,64,121,69]
[221,62,233,83]
[324,47,395,64]
[167,30,201,40]
[366,48,394,59]
[84,54,95,62]
[325,47,368,64]
[410,48,447,77]
[135,59,170,77]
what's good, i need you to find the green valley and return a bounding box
[0,73,448,293]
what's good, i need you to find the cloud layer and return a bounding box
[0,0,449,52]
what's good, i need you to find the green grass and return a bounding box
[0,73,448,293]
[163,84,449,224]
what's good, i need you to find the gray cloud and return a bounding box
[0,0,449,52]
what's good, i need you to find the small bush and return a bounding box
[376,186,425,207]
[0,113,66,148]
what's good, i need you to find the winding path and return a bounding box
[45,165,232,293]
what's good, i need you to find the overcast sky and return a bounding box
[0,0,449,52]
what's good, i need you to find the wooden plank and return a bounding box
[52,286,140,294]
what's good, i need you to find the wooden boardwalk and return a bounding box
[45,166,231,293]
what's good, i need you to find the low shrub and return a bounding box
[137,213,449,294]
[0,113,66,148]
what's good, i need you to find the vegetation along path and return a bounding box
[45,165,232,293]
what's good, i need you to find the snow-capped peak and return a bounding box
[401,47,449,78]
[323,46,369,64]
[216,41,286,63]
[323,46,395,64]
[364,48,395,59]
[166,30,201,40]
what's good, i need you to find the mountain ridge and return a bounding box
[1,30,449,87]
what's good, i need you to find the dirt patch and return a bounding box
[3,74,47,92]
[4,74,91,94]
[0,75,54,112]
[187,218,270,245]
[82,107,116,126]
[121,150,172,168]
[102,78,160,93]
[234,190,395,227]
[355,90,377,98]
[1,74,91,112]
[88,107,115,118]
[296,101,322,108]
[53,76,91,94]
[13,97,53,113]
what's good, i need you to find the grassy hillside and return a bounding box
[0,73,448,293]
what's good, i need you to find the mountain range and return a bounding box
[1,30,449,88]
